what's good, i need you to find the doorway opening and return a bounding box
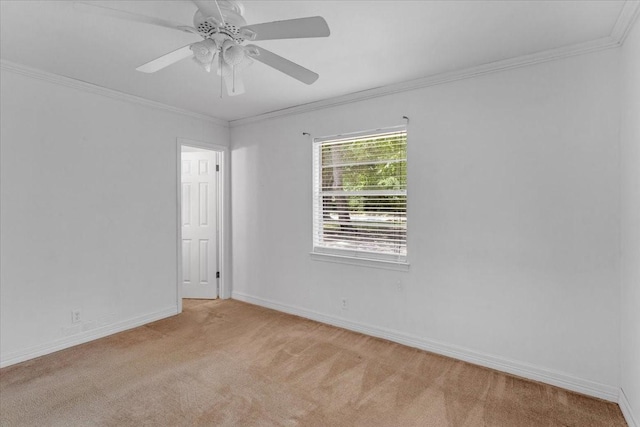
[177,140,227,311]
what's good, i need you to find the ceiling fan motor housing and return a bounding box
[193,1,247,44]
[76,0,328,89]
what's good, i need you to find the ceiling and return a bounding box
[0,0,633,122]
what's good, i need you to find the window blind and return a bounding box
[312,126,407,262]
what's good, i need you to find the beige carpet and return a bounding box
[0,299,626,426]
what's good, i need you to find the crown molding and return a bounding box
[611,0,640,44]
[230,0,640,128]
[0,59,229,128]
[229,37,617,128]
[3,1,637,130]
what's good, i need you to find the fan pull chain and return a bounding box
[219,49,223,98]
[232,65,236,93]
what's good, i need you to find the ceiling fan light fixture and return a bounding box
[218,56,252,77]
[222,40,245,66]
[76,0,330,93]
[190,39,217,72]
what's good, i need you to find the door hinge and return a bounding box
[216,271,220,279]
[215,164,220,172]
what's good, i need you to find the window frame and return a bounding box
[311,125,409,270]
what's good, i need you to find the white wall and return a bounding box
[0,67,229,366]
[620,15,640,425]
[230,49,622,398]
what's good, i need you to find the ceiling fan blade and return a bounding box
[136,44,195,73]
[192,1,224,23]
[74,2,196,34]
[241,17,330,41]
[245,45,319,85]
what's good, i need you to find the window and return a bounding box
[312,126,407,266]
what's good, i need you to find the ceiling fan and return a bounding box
[74,1,330,96]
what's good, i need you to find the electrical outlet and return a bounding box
[341,298,349,310]
[396,280,403,292]
[71,309,81,324]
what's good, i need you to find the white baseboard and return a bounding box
[232,291,619,402]
[620,388,638,427]
[0,305,179,368]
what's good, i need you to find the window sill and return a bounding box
[310,252,410,271]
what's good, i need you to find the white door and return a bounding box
[181,150,219,299]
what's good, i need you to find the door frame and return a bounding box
[176,138,229,313]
